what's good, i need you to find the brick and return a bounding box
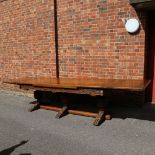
[0,0,146,91]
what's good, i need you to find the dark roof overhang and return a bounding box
[129,0,155,10]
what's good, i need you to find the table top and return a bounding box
[4,77,151,91]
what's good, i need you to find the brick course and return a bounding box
[0,0,146,90]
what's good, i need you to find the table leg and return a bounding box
[28,90,43,112]
[93,96,111,126]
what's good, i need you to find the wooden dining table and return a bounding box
[4,77,151,125]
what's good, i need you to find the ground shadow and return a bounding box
[108,103,155,122]
[0,140,31,155]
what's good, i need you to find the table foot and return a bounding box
[105,114,112,120]
[93,110,105,126]
[28,102,40,112]
[29,101,38,104]
[55,105,68,119]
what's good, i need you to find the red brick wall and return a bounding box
[58,0,146,79]
[0,0,55,81]
[0,0,146,89]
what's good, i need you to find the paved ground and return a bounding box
[0,91,155,155]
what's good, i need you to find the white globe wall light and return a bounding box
[125,18,140,33]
